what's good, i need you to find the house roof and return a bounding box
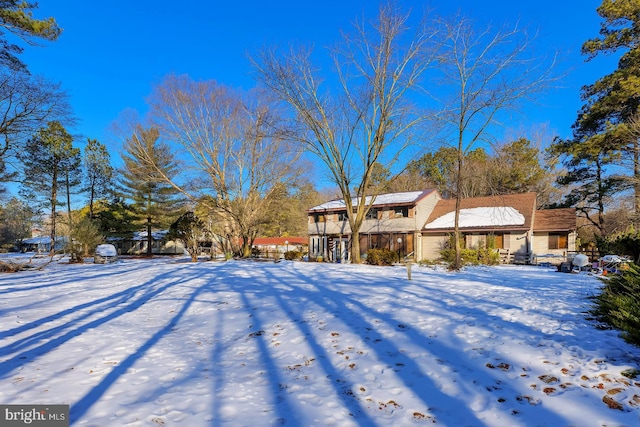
[533,208,577,232]
[307,189,438,212]
[424,193,537,232]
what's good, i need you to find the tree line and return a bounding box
[0,1,638,266]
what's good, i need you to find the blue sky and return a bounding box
[21,1,613,161]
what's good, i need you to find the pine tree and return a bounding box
[562,0,640,220]
[167,211,206,262]
[118,125,184,255]
[492,138,548,195]
[550,134,625,235]
[18,121,78,253]
[83,138,113,219]
[0,1,62,72]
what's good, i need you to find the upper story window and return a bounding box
[394,206,409,218]
[337,211,348,221]
[365,208,379,220]
[314,213,326,223]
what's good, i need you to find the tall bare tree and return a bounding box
[436,17,556,269]
[253,2,441,262]
[143,75,302,257]
[0,71,70,176]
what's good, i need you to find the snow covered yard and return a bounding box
[0,258,639,426]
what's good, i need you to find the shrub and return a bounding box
[284,250,303,260]
[68,217,104,263]
[439,247,500,267]
[592,263,640,346]
[606,230,640,263]
[365,248,397,266]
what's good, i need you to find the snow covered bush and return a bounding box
[592,263,640,346]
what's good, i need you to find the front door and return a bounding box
[333,238,349,263]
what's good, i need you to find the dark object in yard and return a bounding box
[559,262,572,273]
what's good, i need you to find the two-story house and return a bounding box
[307,190,577,263]
[307,190,441,262]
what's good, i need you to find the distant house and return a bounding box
[252,237,308,258]
[20,236,67,253]
[107,231,186,255]
[307,190,577,264]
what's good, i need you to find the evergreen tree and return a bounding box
[407,147,491,198]
[62,144,82,222]
[67,216,103,261]
[167,211,206,262]
[0,196,34,250]
[261,180,322,237]
[0,154,12,192]
[0,1,62,72]
[561,0,640,219]
[18,121,77,253]
[118,125,183,255]
[550,134,624,235]
[492,138,549,195]
[83,138,113,219]
[92,198,139,236]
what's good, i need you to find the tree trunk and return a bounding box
[146,216,152,257]
[50,168,58,255]
[65,170,72,222]
[89,186,96,220]
[454,132,464,270]
[634,136,640,223]
[351,230,361,263]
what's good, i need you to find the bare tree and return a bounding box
[253,2,441,263]
[141,75,303,258]
[0,70,71,176]
[436,17,557,269]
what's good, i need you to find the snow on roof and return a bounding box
[309,190,430,211]
[22,236,67,244]
[424,206,525,229]
[132,230,169,241]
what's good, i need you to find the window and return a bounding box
[394,207,408,218]
[314,213,326,223]
[548,233,568,250]
[337,211,348,221]
[366,208,378,220]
